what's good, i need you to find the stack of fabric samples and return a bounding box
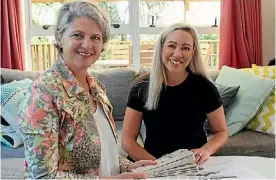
[133,149,199,178]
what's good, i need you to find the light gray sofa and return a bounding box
[1,67,275,160]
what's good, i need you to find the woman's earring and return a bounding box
[57,44,63,54]
[59,47,63,53]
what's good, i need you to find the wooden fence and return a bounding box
[30,40,219,71]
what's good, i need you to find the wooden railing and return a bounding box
[30,40,219,71]
[31,44,58,71]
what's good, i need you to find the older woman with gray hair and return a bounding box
[19,1,155,179]
[122,23,228,166]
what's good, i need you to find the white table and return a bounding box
[201,156,275,179]
[220,156,275,179]
[1,156,275,179]
[153,156,275,179]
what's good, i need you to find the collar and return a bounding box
[52,58,96,98]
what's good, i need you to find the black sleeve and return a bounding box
[126,82,147,112]
[203,79,223,114]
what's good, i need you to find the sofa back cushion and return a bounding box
[91,68,137,120]
[1,68,43,83]
[1,68,138,121]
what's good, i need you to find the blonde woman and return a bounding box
[122,23,228,166]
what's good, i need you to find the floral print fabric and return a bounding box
[19,59,123,179]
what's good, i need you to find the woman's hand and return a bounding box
[191,147,211,166]
[101,160,156,179]
[114,160,156,179]
[127,160,157,170]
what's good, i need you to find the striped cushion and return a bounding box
[215,66,275,136]
[245,65,275,135]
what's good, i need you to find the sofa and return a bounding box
[1,67,275,161]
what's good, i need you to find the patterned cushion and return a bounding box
[215,66,275,136]
[244,65,276,135]
[0,79,33,148]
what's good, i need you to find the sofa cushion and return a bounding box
[0,79,33,148]
[1,144,25,159]
[91,68,137,120]
[244,65,276,135]
[204,83,240,133]
[213,130,275,158]
[215,66,275,136]
[1,79,33,130]
[207,69,220,81]
[215,83,240,113]
[140,125,275,158]
[1,68,42,83]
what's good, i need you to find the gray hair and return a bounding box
[55,1,110,54]
[144,23,207,110]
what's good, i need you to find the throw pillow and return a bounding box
[215,66,275,136]
[251,64,275,79]
[0,78,33,148]
[215,83,240,113]
[204,83,240,134]
[244,65,276,135]
[1,116,23,148]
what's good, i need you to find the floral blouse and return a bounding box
[19,59,128,179]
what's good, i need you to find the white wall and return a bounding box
[262,0,276,65]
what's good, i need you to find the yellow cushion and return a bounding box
[245,65,275,135]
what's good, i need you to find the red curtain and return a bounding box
[1,0,24,70]
[219,0,263,69]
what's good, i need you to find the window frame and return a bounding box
[24,0,220,71]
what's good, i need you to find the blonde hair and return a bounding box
[144,23,207,110]
[55,1,110,55]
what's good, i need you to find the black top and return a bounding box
[127,72,223,158]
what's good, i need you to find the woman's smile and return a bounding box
[77,51,93,57]
[169,59,183,65]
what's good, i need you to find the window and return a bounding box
[198,34,219,69]
[24,0,220,71]
[94,34,132,69]
[186,1,220,26]
[139,1,185,26]
[31,3,62,26]
[31,1,129,25]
